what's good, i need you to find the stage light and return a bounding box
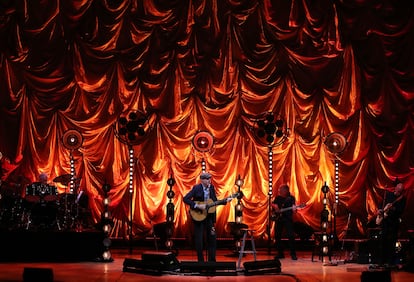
[165,239,174,248]
[114,110,151,146]
[102,250,112,261]
[235,177,244,187]
[62,129,83,150]
[100,183,113,262]
[235,175,244,225]
[103,224,111,233]
[324,132,347,154]
[192,131,214,153]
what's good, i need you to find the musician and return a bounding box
[271,184,297,260]
[38,173,48,185]
[183,172,230,262]
[377,181,406,266]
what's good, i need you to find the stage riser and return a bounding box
[0,231,105,262]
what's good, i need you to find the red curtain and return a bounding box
[0,0,413,239]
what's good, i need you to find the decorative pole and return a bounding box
[165,175,176,251]
[251,112,288,254]
[128,147,134,254]
[101,183,113,262]
[323,132,347,252]
[267,146,273,254]
[113,109,152,255]
[234,175,245,251]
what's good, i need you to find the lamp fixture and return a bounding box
[114,110,152,146]
[192,130,214,153]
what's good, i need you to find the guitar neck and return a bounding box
[205,193,238,209]
[277,204,305,213]
[279,206,294,212]
[207,198,227,208]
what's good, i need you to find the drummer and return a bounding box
[38,173,48,185]
[27,173,58,202]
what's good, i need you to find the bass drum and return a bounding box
[42,185,58,202]
[29,201,58,229]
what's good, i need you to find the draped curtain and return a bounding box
[0,0,413,240]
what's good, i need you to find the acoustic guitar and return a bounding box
[189,193,239,221]
[271,203,306,221]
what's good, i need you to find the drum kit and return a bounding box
[0,173,91,231]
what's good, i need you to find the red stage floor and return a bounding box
[0,247,414,282]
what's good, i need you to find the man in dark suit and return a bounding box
[184,172,229,262]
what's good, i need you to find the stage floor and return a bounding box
[0,247,414,282]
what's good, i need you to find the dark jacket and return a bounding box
[183,183,218,222]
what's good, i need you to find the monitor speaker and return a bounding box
[243,259,281,275]
[123,251,180,275]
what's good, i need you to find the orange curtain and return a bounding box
[0,0,413,239]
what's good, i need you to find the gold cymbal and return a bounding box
[53,174,72,184]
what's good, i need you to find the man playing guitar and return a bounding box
[376,181,406,267]
[183,172,232,262]
[271,184,298,260]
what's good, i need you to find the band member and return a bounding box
[38,172,48,185]
[271,184,298,260]
[376,180,406,266]
[183,172,230,262]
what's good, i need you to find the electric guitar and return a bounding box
[271,203,306,221]
[189,193,239,221]
[376,194,403,225]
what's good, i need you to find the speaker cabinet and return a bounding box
[123,251,180,275]
[141,251,180,270]
[243,259,281,275]
[23,268,53,282]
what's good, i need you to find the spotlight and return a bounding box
[252,114,287,147]
[192,131,214,153]
[324,132,347,154]
[114,110,151,145]
[62,129,83,150]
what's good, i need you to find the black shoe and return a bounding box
[276,254,285,259]
[291,255,297,260]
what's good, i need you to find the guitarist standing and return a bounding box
[271,184,298,260]
[184,172,230,262]
[376,181,406,267]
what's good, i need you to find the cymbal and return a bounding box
[53,174,72,184]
